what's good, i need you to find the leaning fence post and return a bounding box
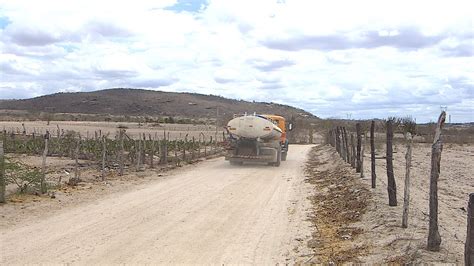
[427,111,446,251]
[370,120,376,188]
[0,140,5,203]
[466,193,474,266]
[402,132,413,228]
[40,131,49,194]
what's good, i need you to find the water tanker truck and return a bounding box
[224,114,292,166]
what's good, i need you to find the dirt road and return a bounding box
[1,145,313,264]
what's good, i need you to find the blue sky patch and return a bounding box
[0,16,11,29]
[165,0,208,13]
[60,44,78,53]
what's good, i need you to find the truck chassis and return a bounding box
[225,138,288,167]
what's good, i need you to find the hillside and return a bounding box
[0,88,317,121]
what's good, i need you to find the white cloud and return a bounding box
[0,0,473,122]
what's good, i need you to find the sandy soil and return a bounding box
[355,142,473,263]
[305,141,472,263]
[0,121,225,140]
[0,145,314,264]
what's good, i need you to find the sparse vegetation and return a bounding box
[4,158,43,194]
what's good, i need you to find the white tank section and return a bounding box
[227,115,282,139]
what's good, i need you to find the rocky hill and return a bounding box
[0,88,317,122]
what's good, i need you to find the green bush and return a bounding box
[4,158,43,194]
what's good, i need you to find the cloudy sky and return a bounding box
[0,0,473,122]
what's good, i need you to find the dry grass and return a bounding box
[304,145,370,264]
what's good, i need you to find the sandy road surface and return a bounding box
[1,145,313,264]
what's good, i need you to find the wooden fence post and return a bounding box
[161,131,168,165]
[119,129,124,176]
[11,132,16,152]
[40,131,49,194]
[142,133,146,167]
[149,134,155,168]
[335,127,341,155]
[197,138,201,158]
[356,123,362,173]
[182,141,186,161]
[466,193,474,265]
[386,119,397,206]
[343,127,350,163]
[101,135,107,181]
[74,136,81,181]
[340,127,346,160]
[351,134,356,168]
[340,127,344,158]
[174,140,179,166]
[333,128,336,150]
[427,111,446,251]
[136,138,142,171]
[0,140,5,203]
[328,129,335,147]
[402,132,412,228]
[210,136,214,154]
[370,120,376,188]
[360,135,365,178]
[192,137,195,160]
[328,129,332,146]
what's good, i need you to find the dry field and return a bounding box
[358,141,472,263]
[0,120,225,141]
